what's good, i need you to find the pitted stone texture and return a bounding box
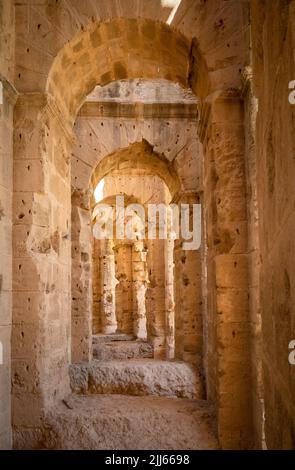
[250,0,295,450]
[0,1,16,448]
[93,333,135,343]
[73,128,201,196]
[15,1,247,107]
[93,340,153,361]
[87,79,197,104]
[70,360,203,399]
[43,394,218,450]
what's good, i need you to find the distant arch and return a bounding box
[90,140,181,203]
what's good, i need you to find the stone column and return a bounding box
[92,238,102,334]
[165,224,175,360]
[71,189,92,363]
[0,76,17,450]
[199,89,252,449]
[12,93,73,446]
[132,241,148,340]
[114,241,133,334]
[242,68,263,449]
[173,191,203,367]
[146,238,166,358]
[101,239,117,334]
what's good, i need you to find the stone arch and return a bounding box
[15,0,247,101]
[92,193,149,340]
[11,2,252,450]
[90,140,180,203]
[71,139,177,362]
[72,96,201,195]
[46,18,208,124]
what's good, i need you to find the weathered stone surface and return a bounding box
[93,333,135,344]
[0,0,16,448]
[70,360,204,399]
[2,0,293,453]
[250,0,295,450]
[43,394,218,450]
[93,340,153,361]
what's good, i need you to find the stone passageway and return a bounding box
[1,0,295,451]
[43,334,218,450]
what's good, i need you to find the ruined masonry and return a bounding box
[0,0,294,450]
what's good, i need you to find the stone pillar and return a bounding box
[242,68,264,448]
[114,241,133,334]
[71,189,92,363]
[173,191,203,367]
[146,238,166,358]
[92,238,102,334]
[0,76,17,450]
[12,93,73,447]
[101,239,117,334]
[165,235,175,360]
[132,241,148,340]
[199,90,252,449]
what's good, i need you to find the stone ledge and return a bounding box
[79,101,198,120]
[93,340,153,360]
[70,359,204,399]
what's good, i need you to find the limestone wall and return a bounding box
[251,0,295,449]
[0,0,14,82]
[73,113,201,194]
[0,0,15,450]
[12,97,72,448]
[0,82,15,450]
[201,92,252,449]
[71,189,92,362]
[6,0,255,450]
[243,70,264,449]
[14,0,247,103]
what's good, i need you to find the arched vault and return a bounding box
[90,140,181,203]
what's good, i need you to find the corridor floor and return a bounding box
[44,394,219,450]
[37,335,219,450]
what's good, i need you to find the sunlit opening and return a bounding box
[161,0,179,6]
[94,178,105,203]
[161,0,182,24]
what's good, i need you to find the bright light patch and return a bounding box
[161,0,181,24]
[94,178,105,203]
[161,0,178,6]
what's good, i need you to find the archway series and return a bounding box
[1,0,294,451]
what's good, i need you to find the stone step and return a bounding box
[70,359,204,399]
[93,333,135,344]
[93,340,153,360]
[44,394,219,450]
